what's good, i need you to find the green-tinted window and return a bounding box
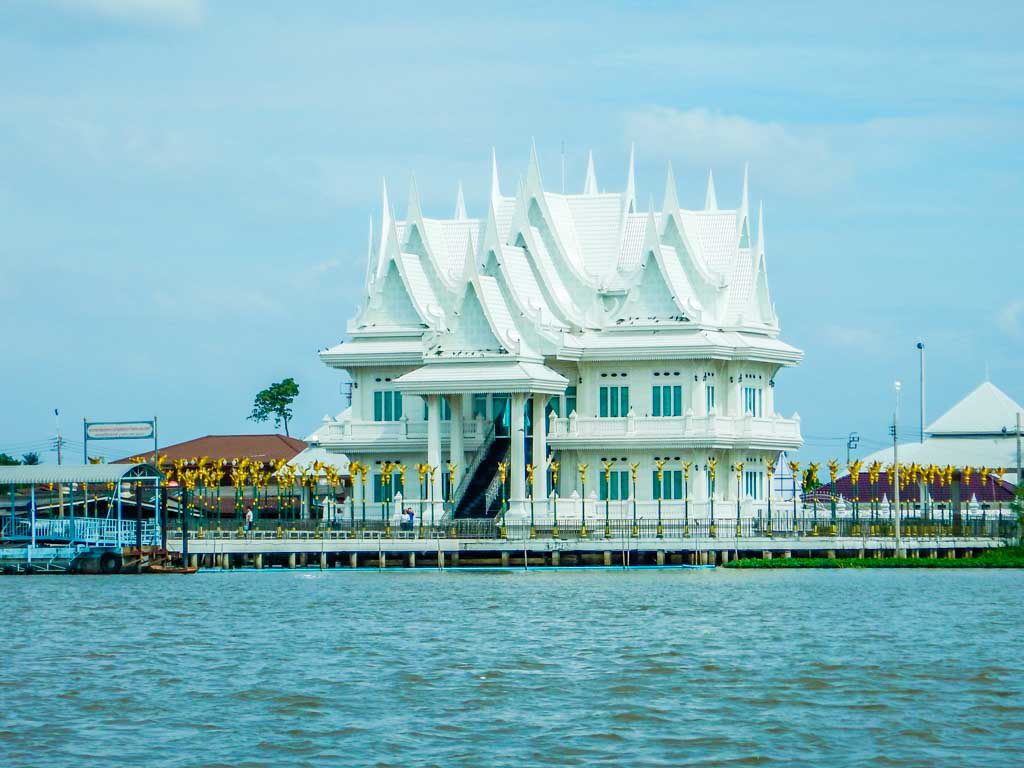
[373,391,403,422]
[600,470,630,501]
[652,385,683,417]
[599,386,629,417]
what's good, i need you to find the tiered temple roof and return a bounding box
[321,146,800,369]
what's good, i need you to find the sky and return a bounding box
[1,0,1022,463]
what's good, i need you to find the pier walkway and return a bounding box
[169,518,1012,569]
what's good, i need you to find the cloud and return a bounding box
[997,299,1024,338]
[53,0,203,26]
[622,107,1017,198]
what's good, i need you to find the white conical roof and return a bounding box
[926,381,1023,436]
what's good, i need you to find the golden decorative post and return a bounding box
[654,459,667,538]
[550,461,560,538]
[827,458,840,535]
[497,459,509,539]
[765,459,775,537]
[733,462,744,537]
[680,461,692,537]
[708,458,718,538]
[601,459,615,539]
[578,463,589,538]
[526,463,536,538]
[630,462,640,537]
[788,460,800,534]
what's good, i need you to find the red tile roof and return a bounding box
[117,434,307,465]
[806,472,1015,503]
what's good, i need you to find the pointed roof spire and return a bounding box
[704,169,718,211]
[623,143,636,215]
[738,163,751,246]
[490,147,501,205]
[662,161,680,214]
[454,181,467,221]
[374,177,393,281]
[364,214,375,292]
[527,139,544,190]
[583,150,598,194]
[756,200,765,256]
[406,174,423,222]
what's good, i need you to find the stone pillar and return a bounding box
[762,550,773,560]
[349,552,358,568]
[426,394,443,514]
[408,552,416,568]
[254,553,263,569]
[721,550,729,564]
[320,552,327,569]
[510,393,527,508]
[531,395,548,501]
[189,554,198,569]
[551,550,560,567]
[451,552,460,567]
[782,550,792,559]
[826,549,836,559]
[438,551,445,568]
[603,551,612,566]
[656,550,665,566]
[288,553,296,569]
[501,551,510,567]
[449,394,465,490]
[299,553,307,567]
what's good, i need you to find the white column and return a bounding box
[532,394,548,501]
[510,392,527,511]
[426,394,442,514]
[449,394,464,491]
[349,373,362,420]
[765,381,775,417]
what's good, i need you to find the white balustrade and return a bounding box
[548,413,800,445]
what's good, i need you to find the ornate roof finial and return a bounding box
[663,161,680,215]
[704,169,718,211]
[756,200,765,256]
[583,150,598,195]
[455,181,467,221]
[623,142,636,215]
[527,139,544,191]
[490,147,501,205]
[406,174,423,222]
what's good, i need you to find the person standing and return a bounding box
[244,506,254,534]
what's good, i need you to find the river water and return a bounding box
[2,568,1022,767]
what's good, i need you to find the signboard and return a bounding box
[83,417,158,463]
[85,421,155,440]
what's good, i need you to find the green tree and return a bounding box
[248,377,300,436]
[0,453,20,466]
[21,452,40,465]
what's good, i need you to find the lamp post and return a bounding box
[443,462,455,536]
[428,465,437,535]
[578,464,589,538]
[893,380,903,556]
[917,342,925,443]
[550,461,560,539]
[601,460,614,539]
[415,463,427,536]
[765,459,775,537]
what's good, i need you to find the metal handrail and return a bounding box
[448,419,497,515]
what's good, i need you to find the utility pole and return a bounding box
[893,382,903,557]
[1017,412,1021,488]
[54,408,65,518]
[917,342,926,442]
[846,432,860,465]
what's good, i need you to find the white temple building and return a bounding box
[316,147,803,522]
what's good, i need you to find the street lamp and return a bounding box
[916,342,925,443]
[893,380,903,556]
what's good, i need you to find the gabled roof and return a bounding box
[0,463,163,485]
[926,381,1023,436]
[119,435,307,464]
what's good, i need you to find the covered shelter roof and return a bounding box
[0,463,163,485]
[395,361,568,395]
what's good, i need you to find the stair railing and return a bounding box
[447,419,497,517]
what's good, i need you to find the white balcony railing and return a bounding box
[319,417,487,446]
[548,412,801,446]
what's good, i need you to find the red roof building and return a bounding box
[118,434,307,466]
